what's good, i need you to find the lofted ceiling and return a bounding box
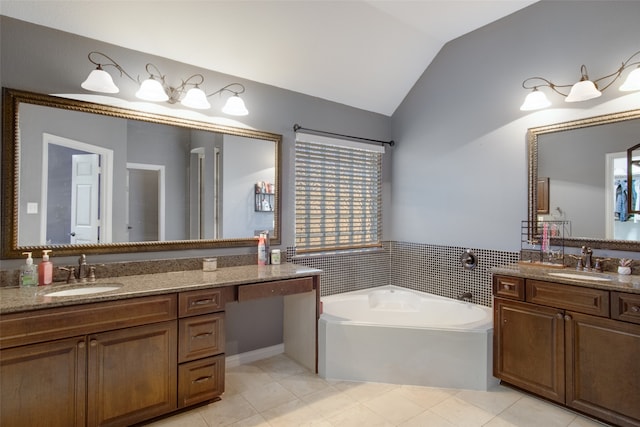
[0,0,537,116]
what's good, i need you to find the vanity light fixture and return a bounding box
[81,51,249,116]
[520,50,640,111]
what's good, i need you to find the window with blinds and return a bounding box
[295,134,383,253]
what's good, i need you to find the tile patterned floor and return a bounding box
[144,354,611,427]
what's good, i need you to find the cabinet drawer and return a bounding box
[493,275,525,300]
[0,294,177,349]
[178,313,224,363]
[238,277,314,301]
[178,355,224,408]
[611,292,640,324]
[526,280,609,317]
[179,287,232,317]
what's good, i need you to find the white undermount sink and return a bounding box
[44,284,122,297]
[547,272,612,282]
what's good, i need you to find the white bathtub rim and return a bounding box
[320,285,493,331]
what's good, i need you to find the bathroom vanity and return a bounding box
[492,266,640,427]
[0,264,320,427]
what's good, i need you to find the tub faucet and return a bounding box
[457,292,473,302]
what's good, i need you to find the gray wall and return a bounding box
[390,1,640,253]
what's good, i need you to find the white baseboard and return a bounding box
[225,343,285,368]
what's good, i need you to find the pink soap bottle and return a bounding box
[38,249,53,286]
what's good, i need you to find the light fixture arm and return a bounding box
[522,76,571,97]
[206,83,246,98]
[592,50,640,92]
[87,51,137,84]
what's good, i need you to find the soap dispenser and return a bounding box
[20,252,38,287]
[38,249,53,286]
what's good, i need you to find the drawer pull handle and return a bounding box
[192,298,213,306]
[631,305,640,313]
[502,283,514,290]
[193,375,212,384]
[192,332,213,339]
[564,314,572,321]
[556,313,564,319]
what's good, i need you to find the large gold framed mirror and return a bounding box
[528,108,640,251]
[2,88,282,258]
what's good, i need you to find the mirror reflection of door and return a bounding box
[70,153,99,244]
[42,133,113,245]
[126,163,165,242]
[606,151,640,240]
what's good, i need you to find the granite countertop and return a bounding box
[492,263,640,294]
[0,263,322,314]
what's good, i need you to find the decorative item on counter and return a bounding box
[20,251,38,287]
[203,257,217,272]
[618,258,633,275]
[271,249,281,265]
[38,249,53,286]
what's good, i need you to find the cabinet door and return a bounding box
[86,321,177,427]
[566,312,640,427]
[494,298,565,403]
[0,337,87,427]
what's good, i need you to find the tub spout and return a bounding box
[457,292,473,302]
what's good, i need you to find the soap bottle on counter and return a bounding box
[38,249,53,286]
[20,252,38,287]
[258,234,267,265]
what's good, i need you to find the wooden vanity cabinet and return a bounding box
[493,274,640,427]
[0,295,177,427]
[177,287,233,408]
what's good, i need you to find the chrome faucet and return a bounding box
[457,292,473,302]
[581,246,593,271]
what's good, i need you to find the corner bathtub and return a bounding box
[318,285,497,390]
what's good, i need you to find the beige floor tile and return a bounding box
[430,396,496,427]
[330,380,400,402]
[454,384,522,415]
[253,354,307,380]
[362,388,426,424]
[142,409,208,427]
[198,394,258,427]
[225,363,275,395]
[325,403,395,427]
[228,413,271,427]
[278,371,332,398]
[397,384,458,409]
[490,395,578,427]
[261,398,329,426]
[399,409,457,427]
[301,385,359,418]
[568,415,613,426]
[241,381,298,413]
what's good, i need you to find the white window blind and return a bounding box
[295,133,383,253]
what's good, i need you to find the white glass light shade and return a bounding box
[180,87,211,109]
[136,78,169,102]
[222,95,249,116]
[81,69,119,93]
[520,89,551,111]
[565,80,601,102]
[620,68,640,92]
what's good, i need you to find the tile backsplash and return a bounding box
[291,241,519,307]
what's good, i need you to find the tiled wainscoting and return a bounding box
[290,241,519,307]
